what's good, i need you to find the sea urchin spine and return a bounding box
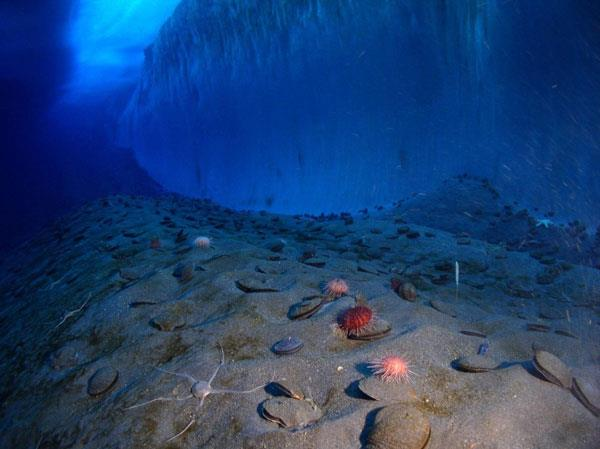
[324,278,349,298]
[338,305,373,336]
[368,355,414,383]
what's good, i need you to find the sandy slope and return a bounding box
[0,192,598,449]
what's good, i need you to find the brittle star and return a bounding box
[125,344,269,442]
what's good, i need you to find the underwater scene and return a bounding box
[1,1,600,448]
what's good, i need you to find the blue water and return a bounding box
[1,2,600,447]
[3,0,599,251]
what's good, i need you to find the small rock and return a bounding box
[87,366,118,396]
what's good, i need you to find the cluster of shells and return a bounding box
[287,282,392,342]
[532,350,599,417]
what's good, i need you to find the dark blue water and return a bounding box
[1,3,600,447]
[1,0,599,245]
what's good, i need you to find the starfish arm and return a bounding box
[208,343,225,385]
[156,367,198,384]
[166,416,196,442]
[125,394,193,410]
[213,383,267,395]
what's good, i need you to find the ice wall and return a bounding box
[66,0,180,97]
[121,0,600,220]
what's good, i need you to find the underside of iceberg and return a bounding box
[120,0,600,218]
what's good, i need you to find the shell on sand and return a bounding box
[533,350,572,389]
[364,404,431,449]
[260,397,322,429]
[87,366,119,396]
[358,376,418,402]
[400,282,417,301]
[347,318,391,341]
[288,297,323,320]
[150,312,185,332]
[454,354,500,373]
[571,377,600,417]
[271,381,305,400]
[272,336,304,355]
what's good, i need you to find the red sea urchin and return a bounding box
[368,355,414,383]
[338,305,373,336]
[325,278,349,298]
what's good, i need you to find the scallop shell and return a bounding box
[150,312,185,332]
[271,381,305,400]
[533,350,572,389]
[288,296,324,320]
[87,366,118,396]
[272,336,304,355]
[430,300,457,318]
[364,404,430,449]
[260,397,322,429]
[348,318,391,341]
[400,283,417,301]
[454,355,500,373]
[358,376,418,402]
[571,377,600,417]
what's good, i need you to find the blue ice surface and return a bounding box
[120,0,600,220]
[65,0,180,98]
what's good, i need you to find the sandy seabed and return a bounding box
[0,186,598,449]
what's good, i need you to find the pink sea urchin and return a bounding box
[324,278,349,298]
[368,355,414,383]
[194,236,211,249]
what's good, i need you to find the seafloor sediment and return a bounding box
[0,183,598,449]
